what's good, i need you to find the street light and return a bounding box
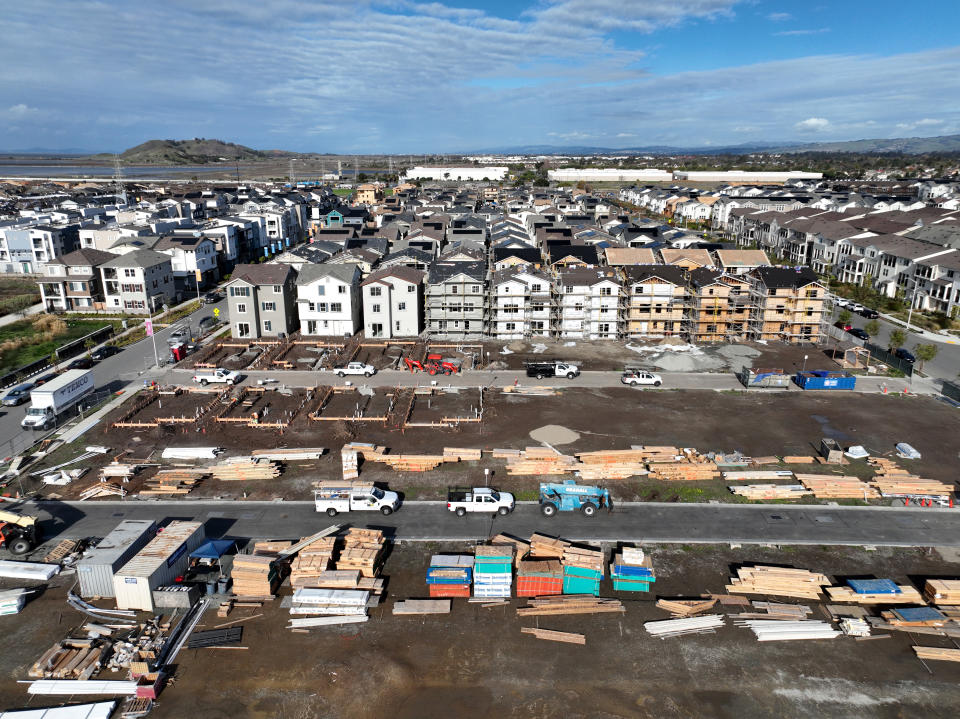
[146,295,160,369]
[802,354,808,373]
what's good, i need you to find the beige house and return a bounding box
[621,265,689,338]
[355,183,384,205]
[748,267,825,343]
[660,248,714,270]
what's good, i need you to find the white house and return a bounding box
[489,269,552,340]
[359,267,424,338]
[295,264,361,336]
[555,267,622,339]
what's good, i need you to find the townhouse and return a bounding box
[99,249,176,315]
[488,268,552,340]
[225,263,299,339]
[296,264,362,337]
[747,267,826,343]
[425,261,486,338]
[554,267,621,340]
[360,267,424,338]
[39,248,116,312]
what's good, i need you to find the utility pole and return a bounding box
[146,295,160,369]
[289,158,295,186]
[112,155,127,206]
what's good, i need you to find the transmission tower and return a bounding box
[112,155,127,206]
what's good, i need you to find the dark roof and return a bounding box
[360,266,425,287]
[751,266,821,289]
[621,264,688,285]
[229,263,295,286]
[427,260,486,284]
[492,247,541,265]
[49,248,116,266]
[688,268,724,287]
[547,244,598,265]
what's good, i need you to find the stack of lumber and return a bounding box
[443,447,482,462]
[840,617,871,636]
[29,640,106,680]
[636,446,682,462]
[252,448,326,461]
[738,620,840,642]
[341,447,358,480]
[393,599,451,615]
[251,540,295,556]
[491,534,529,567]
[656,598,716,617]
[427,556,473,599]
[343,443,387,460]
[644,615,725,638]
[726,565,831,600]
[574,449,648,480]
[648,462,720,481]
[517,595,624,616]
[881,607,948,627]
[723,470,795,481]
[100,462,137,481]
[516,560,564,597]
[492,449,522,460]
[375,454,445,472]
[504,447,579,476]
[138,469,207,496]
[610,547,655,592]
[230,554,280,598]
[868,458,954,498]
[924,579,960,604]
[336,528,385,578]
[78,482,126,500]
[561,545,605,596]
[288,537,337,589]
[289,588,370,616]
[795,474,880,499]
[209,458,281,481]
[291,569,384,594]
[520,627,586,645]
[782,456,815,464]
[826,579,924,604]
[729,484,812,500]
[733,602,813,620]
[529,533,569,559]
[913,646,960,663]
[473,545,513,599]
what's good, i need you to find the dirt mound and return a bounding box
[529,424,580,445]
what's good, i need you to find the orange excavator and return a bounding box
[404,354,462,376]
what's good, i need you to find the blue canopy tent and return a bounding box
[190,539,235,560]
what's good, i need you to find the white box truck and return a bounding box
[314,482,400,516]
[21,369,95,430]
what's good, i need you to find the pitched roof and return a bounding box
[604,247,656,266]
[492,247,541,264]
[360,266,425,287]
[48,248,116,266]
[751,266,822,289]
[100,249,171,268]
[660,248,713,267]
[715,249,771,268]
[427,260,486,284]
[556,266,620,287]
[547,244,598,265]
[295,263,359,285]
[229,262,296,286]
[621,264,688,285]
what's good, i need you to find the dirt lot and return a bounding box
[3,542,960,719]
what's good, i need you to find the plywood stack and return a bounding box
[210,458,281,481]
[230,554,280,599]
[29,640,106,680]
[726,565,831,600]
[443,447,482,462]
[729,484,812,500]
[335,528,385,578]
[529,533,569,559]
[427,555,473,598]
[826,579,925,604]
[505,447,579,476]
[491,534,530,568]
[289,537,337,589]
[562,545,605,596]
[517,595,625,616]
[656,598,717,617]
[795,474,880,499]
[516,560,564,597]
[473,545,513,598]
[648,462,720,481]
[376,454,445,472]
[341,447,359,480]
[575,449,649,480]
[138,469,207,496]
[924,579,960,605]
[610,547,656,592]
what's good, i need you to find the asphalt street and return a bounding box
[24,499,960,548]
[0,297,228,458]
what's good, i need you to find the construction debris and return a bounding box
[520,627,586,645]
[656,598,717,617]
[516,595,624,616]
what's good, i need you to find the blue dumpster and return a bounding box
[793,371,856,390]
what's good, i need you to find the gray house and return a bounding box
[225,263,299,339]
[99,249,176,315]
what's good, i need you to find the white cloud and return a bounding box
[895,118,946,130]
[3,103,40,119]
[795,117,831,132]
[767,12,791,22]
[774,28,830,36]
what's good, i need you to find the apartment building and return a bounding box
[425,261,486,338]
[99,249,175,315]
[488,268,552,340]
[554,267,621,340]
[748,267,826,343]
[621,265,689,338]
[225,263,299,339]
[296,264,361,337]
[360,267,424,338]
[689,269,752,342]
[39,248,116,312]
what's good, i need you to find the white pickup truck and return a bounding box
[314,482,400,516]
[447,487,515,517]
[192,369,240,385]
[334,362,376,377]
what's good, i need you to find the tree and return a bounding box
[838,309,852,325]
[864,320,880,337]
[913,343,938,370]
[888,329,906,351]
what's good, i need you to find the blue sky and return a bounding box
[1,0,958,153]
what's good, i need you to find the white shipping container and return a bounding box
[112,521,205,611]
[77,520,157,598]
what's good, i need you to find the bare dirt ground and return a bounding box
[27,387,960,506]
[2,543,959,719]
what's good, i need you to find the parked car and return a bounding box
[859,307,879,319]
[91,345,120,361]
[1,383,36,406]
[192,369,240,385]
[202,291,223,304]
[167,326,191,345]
[834,320,853,332]
[198,316,217,331]
[621,369,663,387]
[894,348,916,363]
[65,356,94,370]
[32,373,56,386]
[334,362,376,377]
[847,328,870,341]
[849,303,865,313]
[834,297,850,308]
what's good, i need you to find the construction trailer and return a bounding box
[77,520,158,598]
[112,521,205,611]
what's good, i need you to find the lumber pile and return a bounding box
[29,640,106,680]
[656,598,717,617]
[644,615,725,638]
[562,544,605,596]
[516,560,563,597]
[443,447,482,462]
[291,569,384,594]
[574,449,648,480]
[868,458,954,498]
[723,470,795,481]
[342,443,387,460]
[637,446,683,462]
[913,646,960,662]
[288,537,337,589]
[78,482,126,500]
[925,579,960,604]
[504,447,579,476]
[729,484,812,500]
[230,554,280,598]
[733,602,813,620]
[795,474,880,499]
[138,469,207,496]
[335,528,385,577]
[210,458,281,481]
[517,595,624,616]
[491,534,530,568]
[289,588,369,617]
[726,565,831,600]
[520,627,586,645]
[473,544,513,598]
[427,555,473,598]
[737,620,840,641]
[375,454,445,472]
[341,447,358,480]
[393,599,451,615]
[826,579,925,604]
[782,456,815,464]
[100,462,138,481]
[610,547,655,593]
[881,607,948,627]
[647,462,720,481]
[529,533,570,559]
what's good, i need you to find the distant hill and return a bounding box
[769,134,960,154]
[93,138,293,165]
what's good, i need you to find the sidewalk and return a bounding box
[879,311,960,346]
[0,303,43,327]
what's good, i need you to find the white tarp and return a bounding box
[26,680,137,696]
[0,560,59,581]
[0,701,116,718]
[161,446,221,460]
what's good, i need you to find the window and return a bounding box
[236,322,251,337]
[230,286,250,297]
[451,286,458,294]
[273,285,281,293]
[262,301,276,311]
[531,284,541,292]
[805,289,819,298]
[69,282,85,291]
[121,283,144,293]
[331,303,342,312]
[338,285,346,294]
[123,268,136,278]
[397,302,406,311]
[471,285,480,293]
[407,285,415,292]
[263,320,272,332]
[505,322,516,331]
[370,286,382,296]
[308,302,315,312]
[371,323,383,337]
[318,303,327,312]
[600,287,612,296]
[395,320,401,331]
[372,304,381,313]
[236,303,247,313]
[317,285,325,296]
[565,285,573,293]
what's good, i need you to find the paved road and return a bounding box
[24,499,960,547]
[0,298,228,459]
